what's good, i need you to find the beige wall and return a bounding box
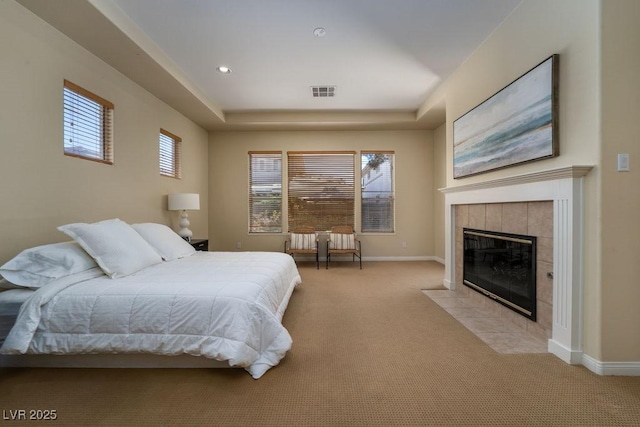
[208,130,434,259]
[422,0,640,363]
[600,0,640,361]
[433,123,446,261]
[0,1,209,264]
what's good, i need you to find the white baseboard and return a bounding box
[362,256,438,262]
[581,354,640,376]
[547,340,640,376]
[548,339,583,365]
[291,255,442,262]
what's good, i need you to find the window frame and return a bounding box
[248,151,283,234]
[361,151,395,233]
[62,80,114,164]
[159,128,182,179]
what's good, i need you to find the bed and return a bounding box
[0,219,301,379]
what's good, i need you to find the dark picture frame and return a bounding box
[453,54,559,179]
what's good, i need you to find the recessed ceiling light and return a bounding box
[313,27,326,37]
[216,66,232,74]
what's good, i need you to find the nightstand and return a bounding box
[189,239,208,251]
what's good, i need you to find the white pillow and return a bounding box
[290,233,316,250]
[58,218,162,279]
[328,233,356,250]
[131,223,196,261]
[0,241,97,288]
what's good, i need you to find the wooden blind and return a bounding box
[287,151,355,232]
[361,151,395,232]
[63,80,113,164]
[159,128,182,178]
[249,152,282,233]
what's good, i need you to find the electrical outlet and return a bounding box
[236,242,241,249]
[402,241,407,248]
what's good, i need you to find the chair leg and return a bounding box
[316,251,319,269]
[326,253,329,269]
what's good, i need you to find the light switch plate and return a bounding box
[617,153,629,172]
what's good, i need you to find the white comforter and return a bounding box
[1,251,301,379]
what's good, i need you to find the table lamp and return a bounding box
[168,193,200,241]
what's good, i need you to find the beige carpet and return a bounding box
[2,261,640,426]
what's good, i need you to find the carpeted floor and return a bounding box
[2,261,640,426]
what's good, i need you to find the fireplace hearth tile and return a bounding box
[476,332,547,354]
[442,307,489,318]
[457,316,524,334]
[422,288,548,354]
[428,296,478,309]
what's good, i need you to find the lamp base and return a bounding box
[177,211,193,242]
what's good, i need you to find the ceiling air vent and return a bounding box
[311,86,336,97]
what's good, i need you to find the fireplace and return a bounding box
[463,228,537,321]
[442,166,593,366]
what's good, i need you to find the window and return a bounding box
[63,80,113,164]
[361,151,395,232]
[159,129,182,178]
[249,152,282,233]
[287,151,355,231]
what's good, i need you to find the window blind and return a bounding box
[287,151,355,232]
[361,151,395,232]
[63,80,113,164]
[249,152,282,233]
[159,129,182,178]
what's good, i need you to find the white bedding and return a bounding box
[0,251,301,379]
[0,288,35,315]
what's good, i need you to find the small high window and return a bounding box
[159,129,182,178]
[63,80,114,164]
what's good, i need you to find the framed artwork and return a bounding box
[453,54,559,179]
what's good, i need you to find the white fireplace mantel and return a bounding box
[440,165,593,365]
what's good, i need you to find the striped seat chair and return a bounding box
[326,225,362,269]
[284,226,319,269]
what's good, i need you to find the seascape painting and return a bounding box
[453,55,558,178]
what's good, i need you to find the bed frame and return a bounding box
[0,354,231,368]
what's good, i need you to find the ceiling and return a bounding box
[17,0,521,131]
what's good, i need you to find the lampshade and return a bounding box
[168,193,200,211]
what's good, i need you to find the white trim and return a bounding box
[548,339,583,365]
[363,256,436,262]
[439,166,593,194]
[581,354,640,376]
[286,255,439,262]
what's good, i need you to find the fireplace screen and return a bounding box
[463,228,537,321]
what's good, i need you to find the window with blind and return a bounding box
[361,152,395,232]
[249,152,282,233]
[63,80,113,164]
[159,129,182,178]
[287,151,355,231]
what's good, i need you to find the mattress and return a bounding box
[0,289,35,346]
[1,251,301,378]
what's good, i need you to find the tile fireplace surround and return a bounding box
[440,166,593,367]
